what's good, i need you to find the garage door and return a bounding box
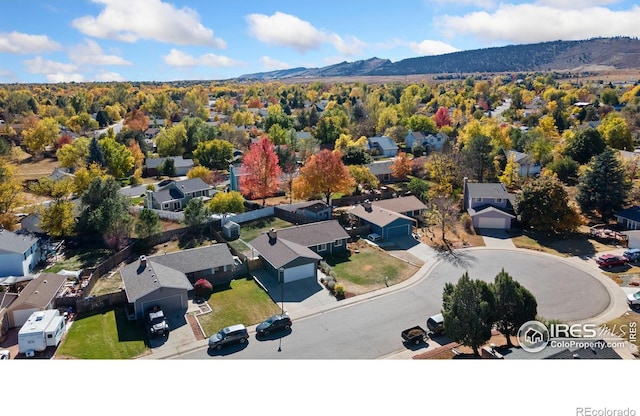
[385,224,411,239]
[141,294,184,319]
[283,263,315,283]
[12,308,39,328]
[477,217,507,229]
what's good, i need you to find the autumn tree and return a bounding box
[22,117,59,159]
[208,191,245,219]
[123,109,150,132]
[562,128,606,165]
[100,137,134,179]
[73,162,108,195]
[598,112,634,150]
[348,164,379,192]
[239,136,282,206]
[390,151,412,180]
[425,151,459,197]
[0,158,22,215]
[156,124,187,157]
[434,106,451,129]
[275,144,298,204]
[497,153,520,188]
[187,165,215,184]
[193,139,233,170]
[56,136,90,169]
[293,149,355,205]
[516,176,581,233]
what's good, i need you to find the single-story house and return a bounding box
[146,177,214,211]
[144,156,194,177]
[4,272,67,329]
[349,202,415,240]
[367,136,399,157]
[147,244,235,282]
[504,150,541,177]
[616,206,640,230]
[121,254,193,321]
[0,229,41,278]
[249,220,350,283]
[366,160,394,183]
[275,200,332,222]
[463,178,516,230]
[371,196,428,221]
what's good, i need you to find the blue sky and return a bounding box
[1,0,640,83]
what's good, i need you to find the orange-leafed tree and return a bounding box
[124,109,150,132]
[390,151,412,180]
[434,107,451,129]
[239,136,282,206]
[293,149,355,205]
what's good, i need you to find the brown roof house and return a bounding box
[3,272,67,330]
[250,220,349,283]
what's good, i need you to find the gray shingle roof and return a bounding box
[371,196,427,214]
[250,234,321,269]
[145,156,194,169]
[366,160,394,176]
[616,205,640,223]
[350,204,414,227]
[152,188,183,204]
[162,177,211,194]
[466,182,511,199]
[277,200,329,214]
[148,244,234,274]
[121,258,193,302]
[0,230,38,255]
[272,220,350,247]
[368,136,398,151]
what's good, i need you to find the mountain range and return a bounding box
[237,37,640,80]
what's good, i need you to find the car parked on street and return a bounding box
[208,324,249,350]
[0,349,10,360]
[595,254,628,269]
[256,314,292,336]
[628,290,640,308]
[623,248,640,262]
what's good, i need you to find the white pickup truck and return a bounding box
[628,291,640,309]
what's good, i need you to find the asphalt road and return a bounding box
[177,249,612,360]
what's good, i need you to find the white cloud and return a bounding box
[72,0,225,47]
[439,4,640,44]
[163,49,241,67]
[24,56,77,74]
[260,56,291,70]
[431,0,496,8]
[246,12,365,56]
[536,0,621,8]
[47,73,85,83]
[69,39,132,66]
[94,70,125,81]
[0,31,61,54]
[409,40,460,55]
[0,68,15,79]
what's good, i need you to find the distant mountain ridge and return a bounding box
[237,37,640,80]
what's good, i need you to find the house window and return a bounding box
[318,243,327,251]
[474,198,483,203]
[496,198,503,203]
[334,240,341,247]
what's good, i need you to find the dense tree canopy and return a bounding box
[239,136,282,206]
[516,176,581,233]
[292,149,355,205]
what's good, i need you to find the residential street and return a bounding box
[168,246,626,360]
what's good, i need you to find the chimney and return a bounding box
[267,228,277,244]
[363,202,372,213]
[140,255,147,267]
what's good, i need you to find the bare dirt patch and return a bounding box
[12,157,59,183]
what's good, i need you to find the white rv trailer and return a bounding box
[18,310,65,357]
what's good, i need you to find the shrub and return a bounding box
[334,283,345,299]
[326,279,336,291]
[194,278,213,298]
[460,213,473,233]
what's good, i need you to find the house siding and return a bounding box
[0,247,39,277]
[134,287,188,320]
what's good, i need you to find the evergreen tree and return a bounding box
[576,148,631,221]
[87,136,106,167]
[516,176,581,233]
[493,269,537,347]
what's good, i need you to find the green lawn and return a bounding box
[223,217,294,254]
[325,245,418,291]
[196,278,281,337]
[56,308,149,359]
[45,247,114,273]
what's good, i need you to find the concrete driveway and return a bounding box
[477,228,516,249]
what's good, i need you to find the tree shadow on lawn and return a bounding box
[509,229,601,258]
[112,307,146,343]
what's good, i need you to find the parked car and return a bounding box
[0,349,10,360]
[256,314,292,336]
[628,290,640,308]
[426,313,445,336]
[208,324,249,350]
[367,233,382,242]
[623,248,640,262]
[595,254,628,269]
[146,305,169,337]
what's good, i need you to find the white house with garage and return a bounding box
[463,179,516,230]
